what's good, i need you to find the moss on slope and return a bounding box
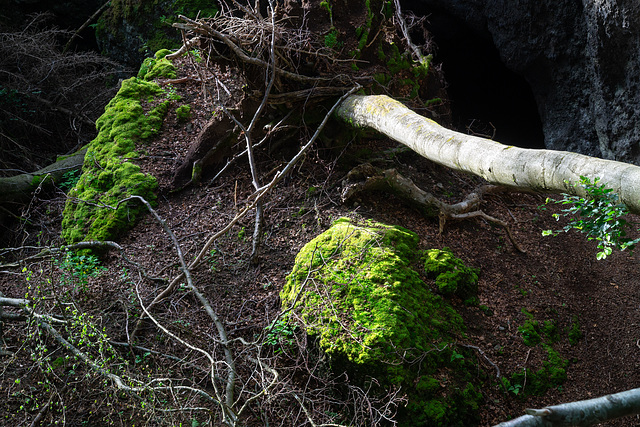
[61,51,175,244]
[281,217,483,426]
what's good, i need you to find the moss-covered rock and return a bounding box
[61,53,176,244]
[281,218,483,426]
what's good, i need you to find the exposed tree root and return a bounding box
[341,163,526,253]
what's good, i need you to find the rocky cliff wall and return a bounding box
[411,0,640,163]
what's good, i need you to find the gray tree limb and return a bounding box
[495,387,640,426]
[336,95,640,214]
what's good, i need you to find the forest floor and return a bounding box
[2,55,640,426]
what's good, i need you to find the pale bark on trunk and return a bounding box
[336,95,640,214]
[494,387,640,426]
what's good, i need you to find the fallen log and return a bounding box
[336,95,640,214]
[0,148,86,205]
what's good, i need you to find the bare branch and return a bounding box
[495,387,640,426]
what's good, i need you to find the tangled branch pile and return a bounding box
[0,14,124,175]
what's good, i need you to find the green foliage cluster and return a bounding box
[543,176,640,259]
[324,28,342,50]
[61,52,176,244]
[281,218,483,426]
[424,247,479,303]
[13,266,168,423]
[58,170,81,193]
[374,41,433,99]
[264,319,297,354]
[56,250,107,293]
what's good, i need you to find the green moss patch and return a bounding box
[175,104,192,122]
[138,49,177,81]
[503,344,568,397]
[61,55,176,244]
[424,247,479,303]
[281,218,483,426]
[502,309,569,396]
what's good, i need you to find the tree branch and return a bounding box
[495,387,640,426]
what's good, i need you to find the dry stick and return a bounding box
[63,1,111,54]
[121,197,234,399]
[39,320,216,401]
[0,297,66,324]
[135,283,235,423]
[449,210,525,253]
[0,240,164,282]
[234,355,280,418]
[459,343,501,378]
[208,110,294,186]
[165,36,201,60]
[292,392,349,427]
[343,167,525,253]
[29,393,55,427]
[184,282,236,407]
[118,196,238,409]
[393,0,429,66]
[108,341,210,374]
[245,0,278,264]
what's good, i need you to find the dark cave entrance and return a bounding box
[403,3,545,149]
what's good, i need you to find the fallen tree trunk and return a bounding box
[336,95,640,214]
[0,148,86,205]
[494,387,640,427]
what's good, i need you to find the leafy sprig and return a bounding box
[542,176,640,259]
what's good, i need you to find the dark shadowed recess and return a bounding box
[402,1,545,149]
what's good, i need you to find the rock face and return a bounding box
[95,0,219,66]
[411,0,640,163]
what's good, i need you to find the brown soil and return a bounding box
[2,50,640,427]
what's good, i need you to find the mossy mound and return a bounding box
[138,49,177,81]
[424,248,479,303]
[61,53,176,244]
[281,218,483,426]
